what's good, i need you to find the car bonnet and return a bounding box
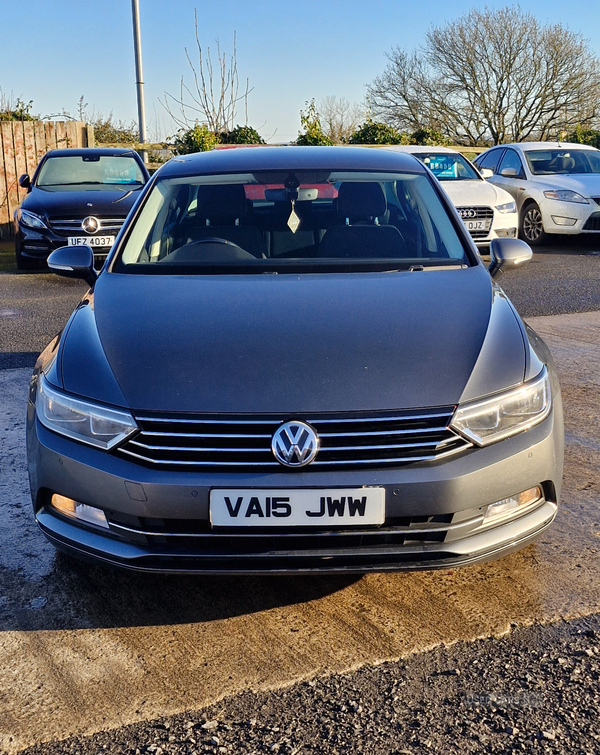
[62,265,527,414]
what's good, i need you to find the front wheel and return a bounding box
[520,202,546,246]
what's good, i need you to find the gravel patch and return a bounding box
[16,614,600,755]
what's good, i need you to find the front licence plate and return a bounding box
[210,488,386,528]
[68,236,115,247]
[464,220,489,231]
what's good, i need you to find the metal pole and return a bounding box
[131,0,148,163]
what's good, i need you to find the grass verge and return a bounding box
[0,239,15,273]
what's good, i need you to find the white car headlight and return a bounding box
[543,190,588,204]
[36,376,138,450]
[18,208,48,230]
[450,368,551,447]
[495,201,517,214]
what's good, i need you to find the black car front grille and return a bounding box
[117,408,471,471]
[48,217,126,236]
[583,213,600,230]
[105,512,457,552]
[456,206,494,239]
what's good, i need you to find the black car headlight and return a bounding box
[450,368,551,446]
[17,208,48,230]
[36,376,138,450]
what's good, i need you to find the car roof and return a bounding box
[157,145,427,178]
[383,145,461,155]
[488,141,599,153]
[43,147,143,159]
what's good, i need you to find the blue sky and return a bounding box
[4,1,600,143]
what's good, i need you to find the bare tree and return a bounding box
[162,9,252,133]
[367,7,600,145]
[318,96,364,143]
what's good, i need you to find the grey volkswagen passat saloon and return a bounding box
[27,146,564,574]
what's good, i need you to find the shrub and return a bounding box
[0,97,37,121]
[566,125,600,149]
[410,128,449,146]
[296,100,333,146]
[220,125,264,144]
[172,124,220,154]
[348,120,408,144]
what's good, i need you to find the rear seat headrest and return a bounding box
[337,182,387,220]
[196,184,249,220]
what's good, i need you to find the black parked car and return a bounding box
[14,147,150,269]
[28,146,563,573]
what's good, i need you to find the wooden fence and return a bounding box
[0,121,94,239]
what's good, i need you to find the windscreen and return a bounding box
[415,153,480,181]
[37,155,146,188]
[116,170,470,273]
[525,149,600,175]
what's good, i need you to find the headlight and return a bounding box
[450,368,551,446]
[543,190,588,204]
[17,208,48,230]
[495,201,517,214]
[36,376,138,450]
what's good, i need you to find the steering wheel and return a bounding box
[193,237,246,253]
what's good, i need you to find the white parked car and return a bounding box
[474,141,600,245]
[385,146,518,246]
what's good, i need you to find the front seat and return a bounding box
[319,182,408,258]
[179,184,266,258]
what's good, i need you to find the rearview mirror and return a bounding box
[488,238,532,278]
[264,187,319,202]
[500,167,518,178]
[47,245,98,286]
[18,174,31,190]
[480,168,494,179]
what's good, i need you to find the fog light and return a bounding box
[496,228,517,237]
[483,486,543,523]
[50,494,109,529]
[551,216,577,226]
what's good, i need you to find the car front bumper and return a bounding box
[539,197,600,235]
[15,224,115,263]
[27,395,564,574]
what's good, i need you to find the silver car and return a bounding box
[27,146,563,574]
[474,141,600,245]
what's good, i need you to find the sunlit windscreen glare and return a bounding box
[117,171,468,271]
[525,149,600,175]
[418,154,480,180]
[37,156,145,187]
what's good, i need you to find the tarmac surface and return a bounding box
[0,307,598,753]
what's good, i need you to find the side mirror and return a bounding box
[18,174,31,190]
[488,238,532,279]
[47,245,98,286]
[500,167,518,178]
[480,168,494,179]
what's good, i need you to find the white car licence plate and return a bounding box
[68,236,115,247]
[464,220,489,231]
[210,488,386,528]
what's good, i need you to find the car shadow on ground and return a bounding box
[0,551,362,632]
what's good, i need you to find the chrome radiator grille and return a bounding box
[117,408,471,471]
[456,206,494,239]
[49,217,126,235]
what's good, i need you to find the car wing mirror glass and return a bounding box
[47,245,98,286]
[488,238,532,278]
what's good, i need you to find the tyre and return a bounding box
[520,202,546,246]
